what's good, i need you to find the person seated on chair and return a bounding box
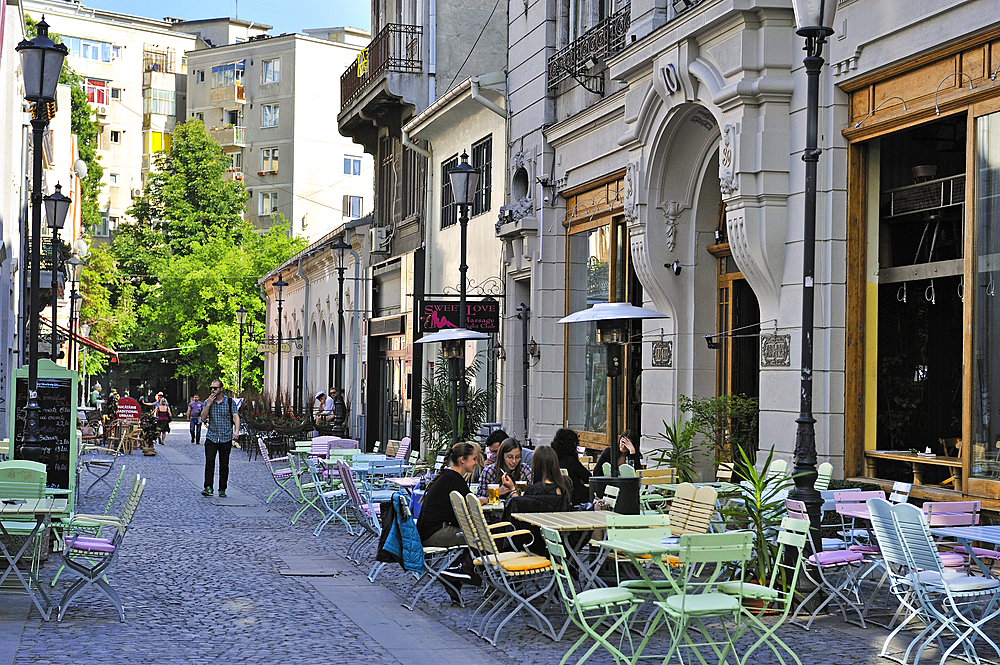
[476,438,531,500]
[415,442,486,602]
[468,442,488,483]
[483,428,508,463]
[551,428,591,506]
[594,428,643,475]
[504,446,573,553]
[315,391,335,423]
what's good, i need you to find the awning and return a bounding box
[41,316,119,361]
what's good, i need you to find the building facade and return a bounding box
[186,26,374,241]
[23,0,196,243]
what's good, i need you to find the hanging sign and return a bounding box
[421,299,499,333]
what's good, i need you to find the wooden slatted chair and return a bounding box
[667,483,718,535]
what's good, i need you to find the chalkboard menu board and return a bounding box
[13,376,73,491]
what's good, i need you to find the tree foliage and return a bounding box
[78,245,136,375]
[421,351,498,454]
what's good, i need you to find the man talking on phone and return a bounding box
[200,379,240,498]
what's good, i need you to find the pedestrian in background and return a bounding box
[315,390,335,423]
[187,394,204,444]
[200,379,240,498]
[155,397,172,445]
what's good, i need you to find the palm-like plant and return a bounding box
[649,415,705,483]
[421,350,497,454]
[720,445,795,585]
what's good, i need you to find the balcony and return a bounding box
[548,5,630,93]
[210,125,246,148]
[341,24,422,108]
[210,84,246,106]
[223,169,244,183]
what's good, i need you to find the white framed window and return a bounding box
[260,148,279,173]
[111,45,123,60]
[195,70,205,83]
[344,157,362,176]
[259,191,278,215]
[108,173,120,185]
[195,112,204,122]
[261,104,279,128]
[110,87,122,100]
[67,37,112,62]
[262,58,280,84]
[231,151,243,170]
[110,130,121,143]
[86,78,109,104]
[142,88,176,116]
[93,214,110,237]
[342,195,363,218]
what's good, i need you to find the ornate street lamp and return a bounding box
[66,254,86,370]
[273,274,287,416]
[17,17,68,461]
[236,304,247,395]
[444,151,481,441]
[45,183,71,361]
[331,236,351,437]
[787,0,837,547]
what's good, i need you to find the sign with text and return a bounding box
[421,299,499,333]
[258,342,292,354]
[117,396,140,421]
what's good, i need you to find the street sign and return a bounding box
[421,299,499,333]
[257,342,291,353]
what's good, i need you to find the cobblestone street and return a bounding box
[1,430,991,665]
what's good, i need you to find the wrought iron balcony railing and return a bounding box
[548,5,630,92]
[341,24,423,108]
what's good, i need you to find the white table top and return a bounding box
[510,511,609,531]
[0,498,68,515]
[930,525,1000,546]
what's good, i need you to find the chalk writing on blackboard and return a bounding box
[14,377,73,490]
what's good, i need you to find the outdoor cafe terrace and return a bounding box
[4,428,1000,665]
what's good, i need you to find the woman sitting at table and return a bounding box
[476,438,531,500]
[504,446,573,553]
[594,429,643,475]
[551,428,591,506]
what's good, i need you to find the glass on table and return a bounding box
[515,480,528,494]
[487,484,501,504]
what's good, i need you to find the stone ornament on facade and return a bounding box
[719,124,738,196]
[624,162,639,226]
[662,200,683,251]
[497,197,534,230]
[498,149,536,231]
[760,334,791,367]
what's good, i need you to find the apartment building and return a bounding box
[186,26,374,242]
[23,0,196,244]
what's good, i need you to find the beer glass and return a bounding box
[487,484,500,503]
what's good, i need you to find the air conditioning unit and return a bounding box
[131,188,141,198]
[95,104,109,116]
[370,227,390,254]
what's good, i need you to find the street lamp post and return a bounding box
[787,0,837,548]
[273,274,287,416]
[447,151,480,441]
[46,183,71,361]
[16,18,68,461]
[66,255,86,371]
[331,236,351,438]
[236,304,247,395]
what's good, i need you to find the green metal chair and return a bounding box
[618,464,636,478]
[718,516,810,665]
[541,526,640,665]
[653,531,754,665]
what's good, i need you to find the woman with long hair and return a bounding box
[416,442,480,548]
[594,428,642,474]
[476,437,532,499]
[524,446,573,500]
[155,397,171,445]
[550,428,591,505]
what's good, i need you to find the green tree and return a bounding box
[135,225,304,389]
[78,244,137,376]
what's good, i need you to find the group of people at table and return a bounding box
[415,427,643,600]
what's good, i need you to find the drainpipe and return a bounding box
[402,129,432,159]
[428,0,437,102]
[471,77,506,119]
[297,257,311,405]
[343,229,363,441]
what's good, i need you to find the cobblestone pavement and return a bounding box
[2,429,995,664]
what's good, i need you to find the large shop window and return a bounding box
[563,176,638,448]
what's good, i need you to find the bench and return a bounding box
[864,450,964,493]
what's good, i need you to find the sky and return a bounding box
[79,0,371,36]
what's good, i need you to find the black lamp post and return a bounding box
[66,255,86,371]
[46,183,71,361]
[17,17,68,462]
[236,304,247,395]
[273,274,287,416]
[787,0,837,548]
[331,236,351,438]
[447,151,480,441]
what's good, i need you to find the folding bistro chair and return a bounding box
[397,493,467,611]
[258,438,298,505]
[788,498,868,630]
[892,501,1000,665]
[337,460,393,561]
[58,476,147,621]
[814,462,834,492]
[667,483,718,535]
[654,532,755,665]
[542,526,641,665]
[463,493,557,644]
[718,517,811,665]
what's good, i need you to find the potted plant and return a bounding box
[719,445,795,588]
[648,414,705,483]
[679,393,759,473]
[420,350,497,454]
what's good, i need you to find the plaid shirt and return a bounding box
[475,461,532,497]
[203,395,236,442]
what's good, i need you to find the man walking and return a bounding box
[200,379,240,498]
[187,394,204,444]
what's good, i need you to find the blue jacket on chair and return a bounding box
[378,491,425,573]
